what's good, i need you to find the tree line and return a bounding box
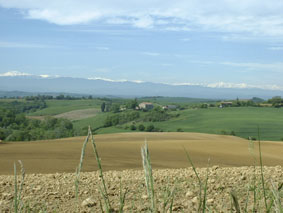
[0,100,47,113]
[0,109,74,141]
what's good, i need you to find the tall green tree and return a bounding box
[101,102,106,112]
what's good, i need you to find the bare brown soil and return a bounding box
[1,132,283,175]
[0,166,282,212]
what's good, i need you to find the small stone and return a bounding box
[212,165,219,170]
[172,205,182,211]
[32,186,42,192]
[186,191,193,197]
[207,198,214,204]
[192,196,198,204]
[141,194,148,199]
[81,197,96,208]
[123,205,131,210]
[2,193,13,200]
[48,192,58,196]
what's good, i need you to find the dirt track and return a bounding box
[1,132,283,175]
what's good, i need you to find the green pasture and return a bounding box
[149,107,283,141]
[19,98,283,141]
[28,99,102,116]
[75,107,283,141]
[139,96,216,106]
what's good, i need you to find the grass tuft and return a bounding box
[141,141,157,212]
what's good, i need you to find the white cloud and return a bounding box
[191,60,283,73]
[142,52,160,56]
[161,63,173,67]
[95,47,109,51]
[268,46,283,51]
[206,82,283,91]
[0,71,61,78]
[28,9,102,25]
[220,61,283,72]
[1,1,283,38]
[95,68,111,73]
[181,38,191,42]
[0,71,32,76]
[87,77,127,82]
[0,41,53,48]
[164,26,191,32]
[133,16,154,29]
[39,74,50,78]
[131,80,144,83]
[172,81,283,91]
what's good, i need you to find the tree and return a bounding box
[138,124,145,131]
[130,124,136,130]
[110,104,120,113]
[127,98,138,109]
[101,102,106,112]
[146,124,155,132]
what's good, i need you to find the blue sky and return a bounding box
[0,0,283,90]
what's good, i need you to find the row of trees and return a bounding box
[0,109,74,141]
[24,94,94,101]
[0,100,46,113]
[104,111,140,127]
[101,99,138,113]
[126,124,163,132]
[267,96,283,107]
[103,107,174,127]
[143,107,173,122]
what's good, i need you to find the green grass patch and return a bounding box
[28,99,102,116]
[88,107,283,141]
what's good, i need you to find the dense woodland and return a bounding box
[0,100,74,141]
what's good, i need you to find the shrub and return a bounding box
[177,128,184,132]
[143,107,171,122]
[221,130,227,135]
[130,124,136,130]
[138,124,145,131]
[146,124,155,132]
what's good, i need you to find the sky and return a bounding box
[0,0,283,90]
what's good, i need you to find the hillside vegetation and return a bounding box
[1,96,283,141]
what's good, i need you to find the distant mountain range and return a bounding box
[0,75,282,99]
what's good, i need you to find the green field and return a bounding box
[72,107,283,141]
[148,107,283,141]
[138,96,216,106]
[28,99,102,116]
[8,98,282,141]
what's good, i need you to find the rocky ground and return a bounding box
[0,166,282,212]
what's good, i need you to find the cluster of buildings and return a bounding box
[137,102,177,110]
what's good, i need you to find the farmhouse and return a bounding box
[163,105,177,110]
[219,102,233,108]
[139,102,154,110]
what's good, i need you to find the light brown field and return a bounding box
[54,108,99,120]
[27,108,99,121]
[0,132,283,175]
